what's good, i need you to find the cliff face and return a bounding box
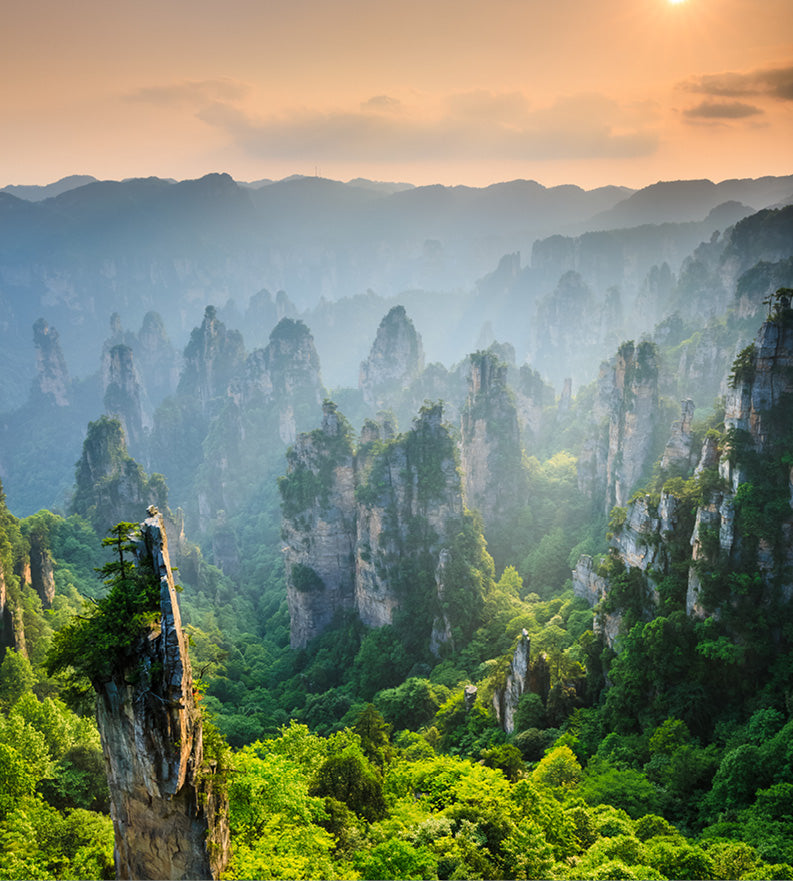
[281,402,357,648]
[576,294,793,645]
[177,306,246,416]
[491,631,550,734]
[193,318,326,534]
[282,402,489,651]
[355,403,465,640]
[103,344,148,454]
[359,306,425,409]
[687,294,793,614]
[578,340,661,514]
[94,509,229,880]
[459,351,527,562]
[71,416,168,535]
[33,318,71,406]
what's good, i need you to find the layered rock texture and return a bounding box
[282,401,489,651]
[94,509,229,880]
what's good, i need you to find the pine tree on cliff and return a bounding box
[47,509,230,880]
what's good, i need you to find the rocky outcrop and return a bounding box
[281,402,357,648]
[359,306,425,409]
[71,416,168,535]
[579,293,793,643]
[241,318,325,445]
[660,399,696,473]
[282,402,489,651]
[578,340,661,514]
[460,351,526,555]
[687,292,793,614]
[572,556,620,648]
[177,306,246,416]
[354,403,469,645]
[32,318,71,406]
[491,630,551,733]
[94,509,229,880]
[103,344,148,453]
[28,538,56,609]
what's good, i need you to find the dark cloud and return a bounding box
[683,100,764,120]
[198,91,659,163]
[125,79,249,106]
[680,64,793,101]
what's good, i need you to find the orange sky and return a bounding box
[2,0,791,189]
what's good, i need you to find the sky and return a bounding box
[2,0,791,190]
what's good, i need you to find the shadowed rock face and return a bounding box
[94,509,229,881]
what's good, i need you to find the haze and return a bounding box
[2,0,791,189]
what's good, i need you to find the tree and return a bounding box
[0,651,34,711]
[531,745,582,792]
[309,748,387,822]
[46,522,160,687]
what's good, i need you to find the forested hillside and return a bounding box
[0,183,792,879]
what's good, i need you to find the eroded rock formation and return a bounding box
[578,340,661,514]
[95,508,229,880]
[491,630,551,734]
[103,344,148,453]
[460,351,526,532]
[281,402,357,648]
[575,293,793,644]
[359,305,425,409]
[282,402,489,651]
[33,318,71,406]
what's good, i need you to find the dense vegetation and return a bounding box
[1,209,792,877]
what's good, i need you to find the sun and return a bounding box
[668,0,687,4]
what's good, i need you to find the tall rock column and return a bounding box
[95,508,229,880]
[459,351,526,563]
[280,402,357,648]
[33,318,71,406]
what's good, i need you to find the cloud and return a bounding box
[197,90,659,164]
[680,63,793,101]
[360,95,403,112]
[683,100,764,120]
[125,78,250,107]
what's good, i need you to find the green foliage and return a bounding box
[309,748,387,822]
[0,651,34,711]
[46,522,161,686]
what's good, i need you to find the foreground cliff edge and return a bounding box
[48,507,230,880]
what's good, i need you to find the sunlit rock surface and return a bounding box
[95,509,229,880]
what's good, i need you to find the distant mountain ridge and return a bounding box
[0,169,790,409]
